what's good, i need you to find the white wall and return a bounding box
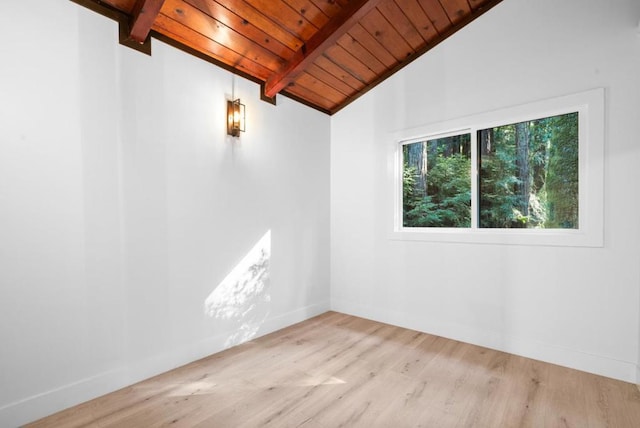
[0,1,330,426]
[1,0,639,425]
[331,0,640,384]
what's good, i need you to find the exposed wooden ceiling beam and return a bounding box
[129,0,166,43]
[263,0,383,98]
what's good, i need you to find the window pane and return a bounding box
[402,134,471,228]
[478,112,579,229]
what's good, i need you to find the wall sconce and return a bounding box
[227,98,245,137]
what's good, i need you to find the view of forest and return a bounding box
[402,112,579,229]
[403,134,472,228]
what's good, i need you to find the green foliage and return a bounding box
[545,113,579,228]
[403,135,471,228]
[479,127,521,228]
[402,164,418,218]
[479,112,578,229]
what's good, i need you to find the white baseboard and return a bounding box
[331,298,637,384]
[260,300,331,335]
[0,368,129,428]
[122,300,331,387]
[0,300,330,428]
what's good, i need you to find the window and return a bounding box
[478,112,579,229]
[392,89,604,247]
[403,133,471,228]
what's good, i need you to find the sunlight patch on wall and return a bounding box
[204,230,271,347]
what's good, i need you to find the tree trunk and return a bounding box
[479,128,495,156]
[531,119,549,193]
[406,142,428,197]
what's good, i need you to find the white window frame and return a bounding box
[390,88,604,247]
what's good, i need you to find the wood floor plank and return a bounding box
[25,312,640,427]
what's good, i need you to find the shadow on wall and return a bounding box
[204,231,272,347]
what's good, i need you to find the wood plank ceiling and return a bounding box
[72,0,503,114]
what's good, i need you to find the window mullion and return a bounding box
[470,128,479,229]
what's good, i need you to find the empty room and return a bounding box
[1,0,640,426]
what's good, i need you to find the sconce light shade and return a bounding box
[227,98,245,137]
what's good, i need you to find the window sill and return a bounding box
[390,227,603,247]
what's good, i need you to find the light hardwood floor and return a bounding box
[26,312,640,427]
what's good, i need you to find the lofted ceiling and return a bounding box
[71,0,503,114]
